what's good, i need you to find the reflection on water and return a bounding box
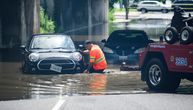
[111,18,171,40]
[89,74,107,95]
[0,63,147,101]
[0,63,193,101]
[1,18,193,101]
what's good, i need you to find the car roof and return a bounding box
[110,30,147,35]
[173,0,193,3]
[139,1,160,3]
[32,33,70,37]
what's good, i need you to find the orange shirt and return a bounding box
[90,45,107,70]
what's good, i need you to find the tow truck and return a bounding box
[139,42,193,92]
[139,6,193,92]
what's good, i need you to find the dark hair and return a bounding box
[84,40,92,45]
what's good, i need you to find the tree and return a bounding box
[122,0,129,19]
[109,0,119,10]
[40,7,55,33]
[109,0,130,20]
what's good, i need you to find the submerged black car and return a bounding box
[21,34,84,74]
[102,30,151,70]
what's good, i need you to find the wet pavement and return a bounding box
[0,62,193,101]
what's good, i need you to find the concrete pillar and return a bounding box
[20,0,27,45]
[33,0,40,34]
[24,0,40,38]
[88,0,92,40]
[0,18,2,47]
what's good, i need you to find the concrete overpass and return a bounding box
[0,0,108,48]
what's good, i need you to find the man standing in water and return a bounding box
[83,40,107,73]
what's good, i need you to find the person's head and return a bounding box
[84,40,93,50]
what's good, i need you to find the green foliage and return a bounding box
[109,9,115,21]
[109,0,119,10]
[40,7,55,33]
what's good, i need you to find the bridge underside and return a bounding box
[0,0,108,51]
[0,0,108,49]
[0,0,40,48]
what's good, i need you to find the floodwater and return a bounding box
[0,63,193,101]
[0,17,193,101]
[0,63,147,100]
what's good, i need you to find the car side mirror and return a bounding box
[20,45,27,54]
[101,39,107,43]
[20,45,26,51]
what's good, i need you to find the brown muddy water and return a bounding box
[0,62,193,101]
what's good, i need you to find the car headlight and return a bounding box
[103,47,114,54]
[29,53,39,62]
[71,52,82,61]
[134,48,145,54]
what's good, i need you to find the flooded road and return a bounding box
[0,62,193,101]
[0,62,147,100]
[1,14,193,101]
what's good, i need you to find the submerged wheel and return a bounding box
[180,26,193,44]
[22,61,30,74]
[145,58,180,92]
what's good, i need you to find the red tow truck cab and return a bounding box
[140,42,193,92]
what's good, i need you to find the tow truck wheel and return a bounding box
[164,27,178,44]
[145,58,180,92]
[180,26,193,44]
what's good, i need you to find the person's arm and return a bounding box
[84,62,94,73]
[84,50,95,73]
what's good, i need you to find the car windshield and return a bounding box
[30,35,75,50]
[106,31,148,48]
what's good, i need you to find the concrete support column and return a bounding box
[0,18,2,47]
[103,0,109,40]
[20,0,27,45]
[33,0,40,34]
[88,0,92,40]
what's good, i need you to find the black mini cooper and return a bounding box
[21,34,85,74]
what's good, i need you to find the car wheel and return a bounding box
[141,8,147,13]
[162,9,168,13]
[145,58,180,92]
[180,26,193,45]
[22,61,30,73]
[164,27,179,44]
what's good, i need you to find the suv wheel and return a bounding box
[141,8,147,13]
[180,26,193,44]
[164,27,178,44]
[162,9,168,13]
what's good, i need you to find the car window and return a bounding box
[30,35,75,50]
[107,31,148,47]
[143,2,157,4]
[174,0,193,3]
